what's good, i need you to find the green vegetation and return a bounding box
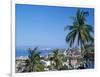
[49,49,66,70]
[64,9,94,68]
[23,47,45,72]
[64,9,93,51]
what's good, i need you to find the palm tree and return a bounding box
[64,9,94,69]
[23,47,45,72]
[64,9,93,56]
[52,49,63,70]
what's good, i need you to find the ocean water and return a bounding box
[16,49,52,57]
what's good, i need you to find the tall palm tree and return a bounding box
[64,9,94,56]
[23,47,44,72]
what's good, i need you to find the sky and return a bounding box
[16,4,94,49]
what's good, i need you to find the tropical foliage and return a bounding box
[64,9,94,68]
[23,47,45,72]
[64,9,94,55]
[48,49,63,70]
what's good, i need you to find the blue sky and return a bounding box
[16,4,94,49]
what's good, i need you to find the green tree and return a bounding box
[64,9,93,56]
[64,9,94,69]
[52,49,63,70]
[24,47,45,72]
